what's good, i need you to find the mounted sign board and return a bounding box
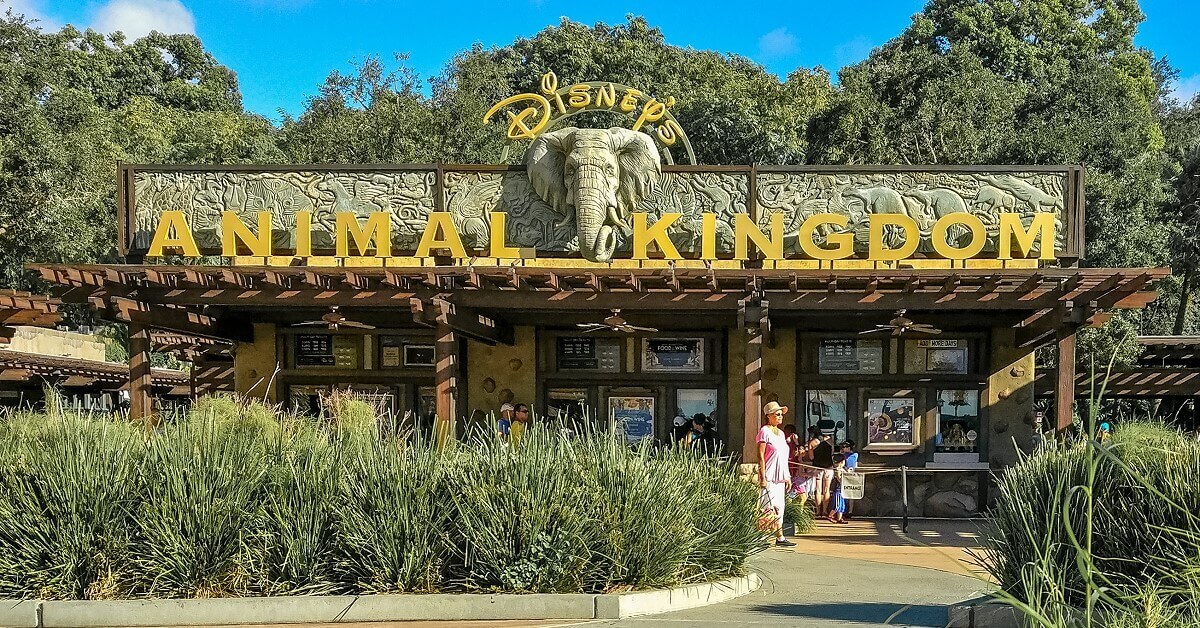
[819,339,884,375]
[122,164,1081,264]
[642,338,704,373]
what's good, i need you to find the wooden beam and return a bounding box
[129,323,152,423]
[743,325,764,462]
[106,297,253,343]
[410,298,514,345]
[1056,325,1077,434]
[434,321,458,445]
[0,369,31,382]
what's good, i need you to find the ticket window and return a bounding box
[934,389,983,463]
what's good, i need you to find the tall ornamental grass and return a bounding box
[0,394,764,599]
[982,421,1200,627]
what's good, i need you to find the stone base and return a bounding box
[851,470,991,518]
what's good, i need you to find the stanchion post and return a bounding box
[901,465,909,533]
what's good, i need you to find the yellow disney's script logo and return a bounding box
[483,71,694,163]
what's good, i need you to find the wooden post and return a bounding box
[1055,325,1077,433]
[434,321,458,445]
[743,327,763,462]
[128,323,153,423]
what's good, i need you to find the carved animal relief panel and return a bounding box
[755,171,1067,256]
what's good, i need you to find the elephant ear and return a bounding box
[525,128,576,214]
[606,128,662,212]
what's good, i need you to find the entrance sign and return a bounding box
[126,166,1076,264]
[484,71,695,164]
[610,396,655,443]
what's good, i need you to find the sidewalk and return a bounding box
[788,518,992,580]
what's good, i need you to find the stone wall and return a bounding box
[234,323,279,402]
[6,326,107,361]
[850,470,990,517]
[465,325,537,428]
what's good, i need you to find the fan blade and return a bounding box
[859,326,890,335]
[341,321,376,329]
[624,325,659,333]
[291,321,326,327]
[909,324,942,335]
[577,323,605,330]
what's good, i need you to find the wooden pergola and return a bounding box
[0,291,63,341]
[33,263,1169,443]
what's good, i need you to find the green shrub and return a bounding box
[983,421,1200,624]
[783,495,816,534]
[0,412,142,599]
[0,398,764,599]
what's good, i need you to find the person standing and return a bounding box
[839,440,859,521]
[758,401,796,547]
[510,403,531,445]
[497,403,514,442]
[809,426,836,518]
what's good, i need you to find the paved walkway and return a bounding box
[172,520,992,628]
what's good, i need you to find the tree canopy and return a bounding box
[3,3,1200,360]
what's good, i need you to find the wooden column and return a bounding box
[434,321,458,445]
[128,323,153,422]
[1055,325,1077,433]
[743,327,763,462]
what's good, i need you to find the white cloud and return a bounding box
[757,27,797,61]
[91,0,194,39]
[0,0,59,30]
[1173,74,1200,105]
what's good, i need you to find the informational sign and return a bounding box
[806,389,849,443]
[677,388,718,426]
[609,396,654,443]
[642,338,704,372]
[866,397,916,448]
[916,339,959,348]
[936,389,980,453]
[296,335,334,367]
[332,336,359,369]
[926,348,968,374]
[381,346,401,368]
[557,337,620,371]
[404,345,435,367]
[818,339,883,375]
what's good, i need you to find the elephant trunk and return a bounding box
[574,165,619,262]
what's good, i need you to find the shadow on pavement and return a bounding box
[746,601,948,625]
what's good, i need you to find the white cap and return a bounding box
[500,403,514,414]
[673,415,688,427]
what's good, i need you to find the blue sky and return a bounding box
[9,0,1200,123]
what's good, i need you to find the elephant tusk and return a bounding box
[607,206,630,231]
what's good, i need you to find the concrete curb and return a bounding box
[0,573,760,627]
[947,599,1020,628]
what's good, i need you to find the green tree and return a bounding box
[0,13,282,292]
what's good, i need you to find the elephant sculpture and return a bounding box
[526,127,662,262]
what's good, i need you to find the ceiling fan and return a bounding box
[577,309,658,334]
[292,306,376,330]
[860,309,941,336]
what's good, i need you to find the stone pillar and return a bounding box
[128,323,152,422]
[435,321,458,444]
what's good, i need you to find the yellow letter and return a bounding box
[489,212,532,258]
[633,96,674,132]
[336,212,391,257]
[798,213,854,260]
[701,213,718,259]
[595,83,616,108]
[618,88,643,112]
[735,213,783,260]
[656,119,683,146]
[999,213,1056,260]
[221,211,272,257]
[415,212,467,258]
[567,84,591,109]
[295,210,312,256]
[147,210,199,257]
[632,213,682,260]
[868,214,920,261]
[931,213,987,260]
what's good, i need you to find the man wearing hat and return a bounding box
[758,401,796,547]
[497,403,514,442]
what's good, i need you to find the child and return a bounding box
[838,440,858,521]
[829,453,847,523]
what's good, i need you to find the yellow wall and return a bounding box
[761,328,797,427]
[465,325,537,428]
[7,327,107,362]
[234,323,279,402]
[986,327,1037,468]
